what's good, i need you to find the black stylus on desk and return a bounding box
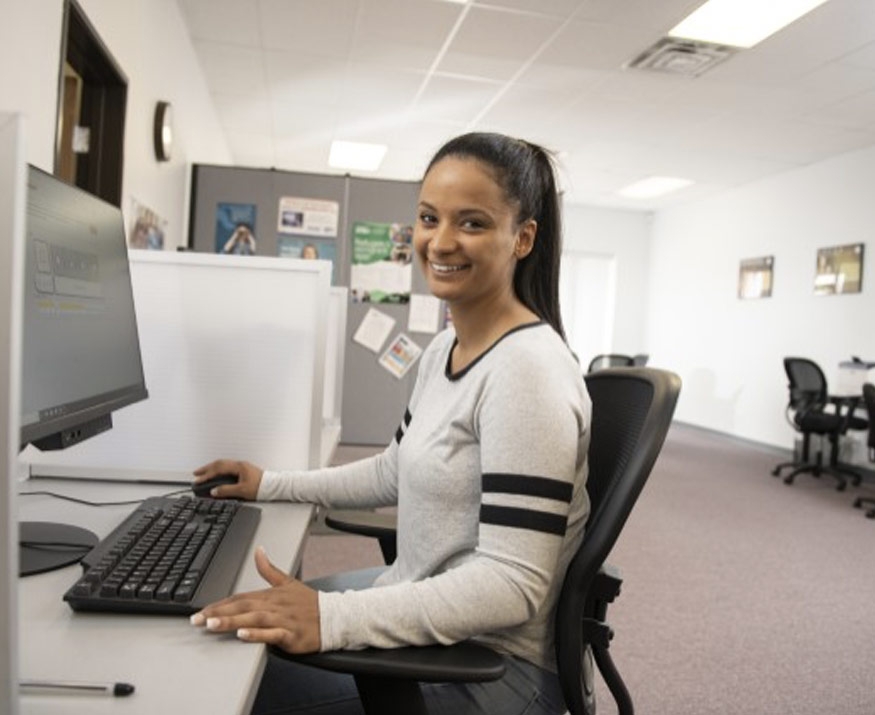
[20,679,135,696]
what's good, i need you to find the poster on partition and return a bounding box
[737,256,773,299]
[277,236,338,283]
[350,221,413,303]
[277,197,339,238]
[379,333,422,379]
[215,202,257,255]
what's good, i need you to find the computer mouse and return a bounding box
[192,473,239,498]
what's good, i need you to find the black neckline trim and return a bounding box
[444,321,545,381]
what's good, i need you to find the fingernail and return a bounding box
[237,629,251,640]
[206,617,221,630]
[210,488,218,496]
[190,612,205,626]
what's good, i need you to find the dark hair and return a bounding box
[424,132,565,339]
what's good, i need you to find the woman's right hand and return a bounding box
[192,459,264,501]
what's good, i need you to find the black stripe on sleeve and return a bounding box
[482,473,573,503]
[395,408,413,444]
[480,505,567,536]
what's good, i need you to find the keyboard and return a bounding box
[63,495,261,615]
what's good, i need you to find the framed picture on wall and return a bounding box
[738,255,774,299]
[813,243,864,295]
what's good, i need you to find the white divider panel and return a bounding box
[25,251,331,481]
[319,287,348,466]
[0,112,25,715]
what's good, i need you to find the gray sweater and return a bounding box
[258,322,591,671]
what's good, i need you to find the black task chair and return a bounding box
[275,368,681,715]
[852,382,875,519]
[772,357,867,491]
[586,353,635,373]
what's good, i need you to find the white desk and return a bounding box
[17,478,313,714]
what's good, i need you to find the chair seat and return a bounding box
[847,415,868,431]
[795,411,843,434]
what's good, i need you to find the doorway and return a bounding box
[55,0,127,206]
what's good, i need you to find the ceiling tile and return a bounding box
[470,0,583,19]
[178,0,260,45]
[263,50,348,106]
[415,74,504,124]
[193,41,268,97]
[258,0,358,58]
[438,6,564,80]
[803,90,875,129]
[212,93,274,134]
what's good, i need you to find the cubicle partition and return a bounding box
[188,165,443,446]
[24,251,332,481]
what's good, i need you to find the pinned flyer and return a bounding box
[407,294,442,334]
[379,334,423,379]
[353,308,395,353]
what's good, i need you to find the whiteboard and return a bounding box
[25,251,331,481]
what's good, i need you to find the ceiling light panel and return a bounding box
[669,0,832,49]
[328,140,388,171]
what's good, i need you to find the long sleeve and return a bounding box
[315,325,591,670]
[257,440,399,509]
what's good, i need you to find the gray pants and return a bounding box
[252,650,567,715]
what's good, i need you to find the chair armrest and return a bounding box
[324,510,398,563]
[324,510,397,539]
[591,562,623,602]
[272,641,506,683]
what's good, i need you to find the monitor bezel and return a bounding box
[19,165,149,452]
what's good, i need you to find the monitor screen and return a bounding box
[20,166,148,451]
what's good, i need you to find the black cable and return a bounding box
[18,487,190,507]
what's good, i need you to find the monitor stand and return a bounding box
[19,521,98,576]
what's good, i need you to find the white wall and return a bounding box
[0,0,232,249]
[646,143,875,449]
[563,203,652,358]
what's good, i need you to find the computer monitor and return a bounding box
[19,166,149,575]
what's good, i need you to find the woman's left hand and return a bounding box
[190,547,321,654]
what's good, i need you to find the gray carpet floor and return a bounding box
[300,424,875,714]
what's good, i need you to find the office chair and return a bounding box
[772,357,867,491]
[275,367,681,715]
[586,353,635,373]
[852,382,875,519]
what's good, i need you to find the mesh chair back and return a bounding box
[863,383,875,457]
[784,357,828,412]
[555,368,680,715]
[587,354,635,373]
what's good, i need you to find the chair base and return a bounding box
[853,496,875,519]
[772,430,864,490]
[773,446,863,492]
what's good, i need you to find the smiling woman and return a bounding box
[192,132,590,715]
[415,133,565,373]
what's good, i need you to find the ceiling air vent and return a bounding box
[627,37,736,77]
